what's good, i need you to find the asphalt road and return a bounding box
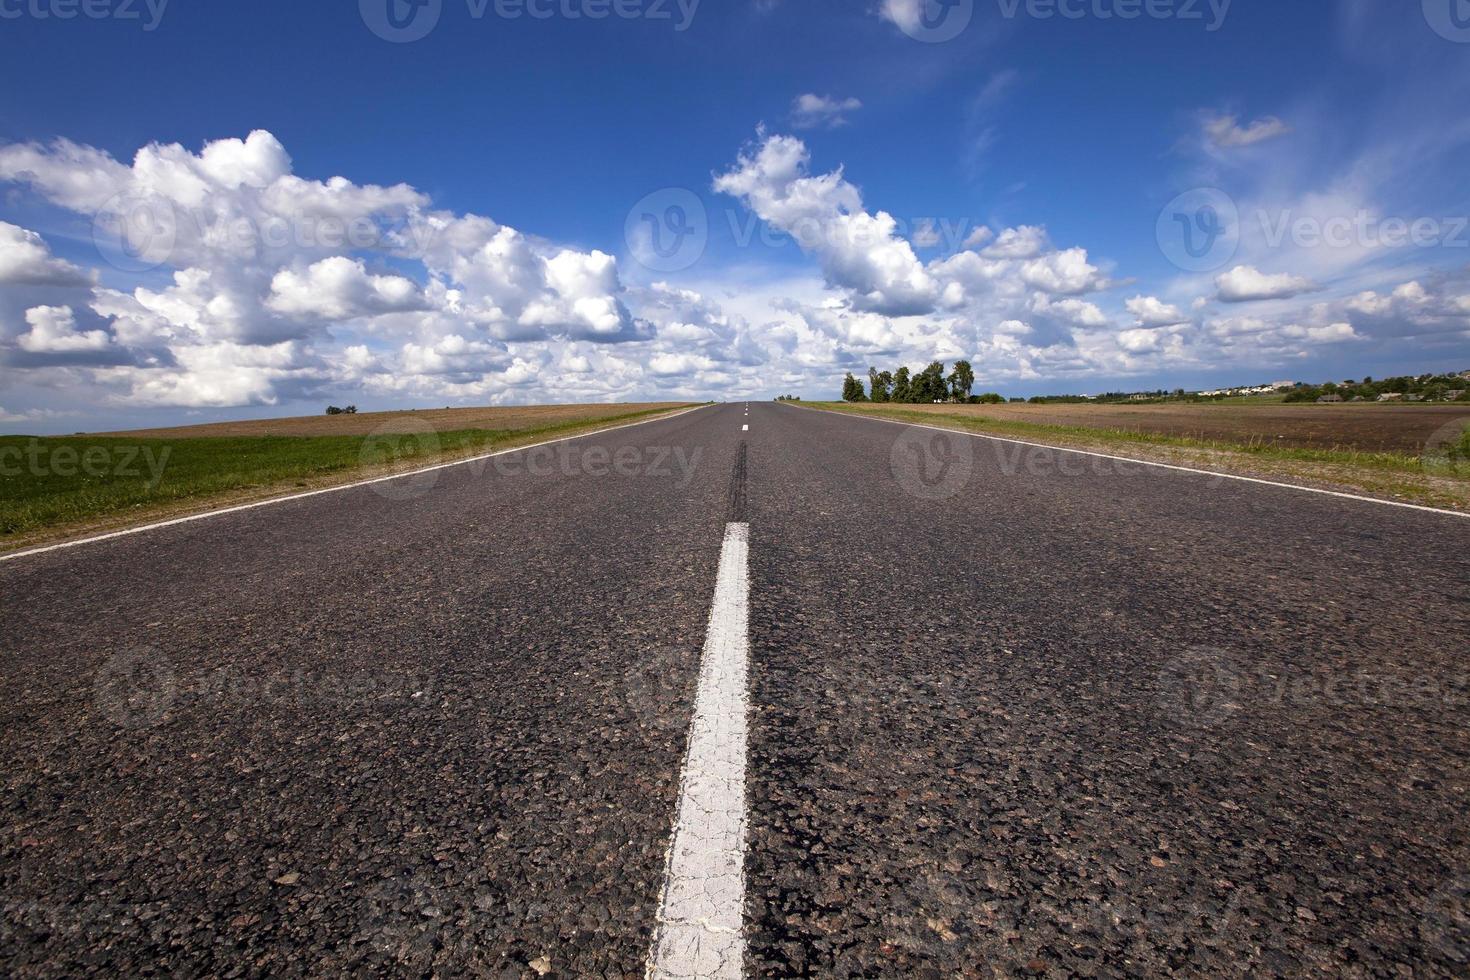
[2,402,1468,977]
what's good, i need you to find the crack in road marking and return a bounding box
[649,522,750,980]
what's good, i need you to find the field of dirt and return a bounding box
[95,402,695,439]
[854,402,1470,453]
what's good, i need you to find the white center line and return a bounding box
[742,424,749,431]
[649,522,750,980]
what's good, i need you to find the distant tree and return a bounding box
[892,366,913,404]
[948,360,975,402]
[914,361,947,403]
[972,392,1005,404]
[326,406,344,415]
[841,373,867,402]
[869,367,892,403]
[345,405,358,414]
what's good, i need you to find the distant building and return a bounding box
[1405,393,1425,402]
[1447,390,1466,401]
[1271,381,1297,390]
[1317,394,1344,403]
[1378,393,1404,402]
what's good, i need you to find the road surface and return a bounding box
[2,402,1467,977]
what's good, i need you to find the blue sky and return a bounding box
[2,0,1469,430]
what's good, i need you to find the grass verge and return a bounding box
[800,402,1470,513]
[1,406,695,554]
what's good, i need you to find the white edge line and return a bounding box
[648,520,750,980]
[788,403,1470,520]
[1,405,712,563]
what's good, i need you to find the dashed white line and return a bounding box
[649,522,750,980]
[742,424,749,432]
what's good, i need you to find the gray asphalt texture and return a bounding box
[3,402,1468,978]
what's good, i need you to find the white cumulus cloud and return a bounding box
[1216,265,1318,302]
[1126,295,1190,327]
[18,305,111,353]
[0,222,92,286]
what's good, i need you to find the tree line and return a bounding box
[842,361,1005,404]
